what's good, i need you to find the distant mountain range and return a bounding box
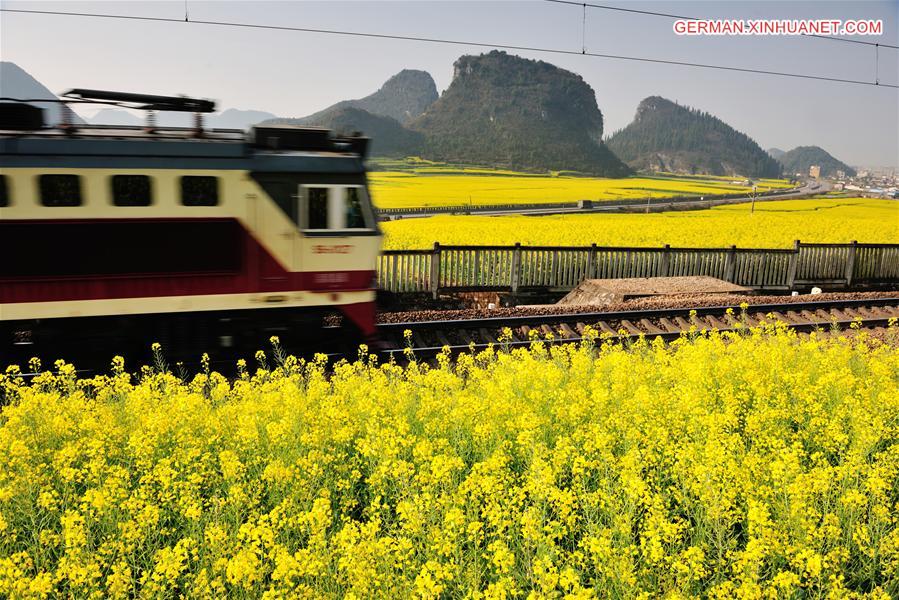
[276,106,425,157]
[606,96,782,178]
[261,70,436,157]
[777,146,856,177]
[0,61,276,130]
[271,70,438,126]
[0,61,85,124]
[280,52,629,175]
[2,60,858,180]
[84,107,277,130]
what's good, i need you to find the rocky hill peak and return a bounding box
[607,95,781,178]
[410,51,627,175]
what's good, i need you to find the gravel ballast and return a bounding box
[378,291,899,324]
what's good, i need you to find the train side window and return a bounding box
[111,175,152,206]
[305,187,329,229]
[39,174,82,207]
[0,175,8,207]
[181,176,219,206]
[344,187,367,228]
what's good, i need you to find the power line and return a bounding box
[2,7,896,89]
[544,0,899,50]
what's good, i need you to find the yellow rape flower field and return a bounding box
[382,198,899,249]
[369,169,791,209]
[2,326,899,598]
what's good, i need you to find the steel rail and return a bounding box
[375,298,899,359]
[376,297,899,333]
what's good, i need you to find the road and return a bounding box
[384,180,832,219]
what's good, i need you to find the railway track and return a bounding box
[375,297,899,360]
[6,298,896,378]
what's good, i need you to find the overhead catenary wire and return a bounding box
[2,7,897,89]
[543,0,899,50]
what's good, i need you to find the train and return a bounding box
[0,90,382,368]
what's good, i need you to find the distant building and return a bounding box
[836,170,845,179]
[833,182,844,191]
[809,165,821,179]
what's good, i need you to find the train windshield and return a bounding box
[300,185,372,232]
[345,187,366,228]
[307,188,329,229]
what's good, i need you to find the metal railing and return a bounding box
[377,241,899,296]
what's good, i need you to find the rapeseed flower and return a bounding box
[0,326,897,596]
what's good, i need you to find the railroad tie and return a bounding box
[801,309,824,323]
[376,331,401,351]
[689,314,708,329]
[751,312,770,326]
[457,331,476,346]
[829,309,852,321]
[722,313,741,327]
[478,328,498,344]
[435,331,454,348]
[866,305,899,318]
[639,318,665,334]
[596,321,618,336]
[857,306,885,319]
[413,331,430,349]
[815,309,834,321]
[558,323,579,339]
[658,318,680,333]
[770,311,792,324]
[501,328,523,342]
[674,316,692,331]
[704,315,729,330]
[619,320,643,335]
[786,310,809,324]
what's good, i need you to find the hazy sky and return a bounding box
[2,0,897,168]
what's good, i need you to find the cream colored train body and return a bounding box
[0,112,383,365]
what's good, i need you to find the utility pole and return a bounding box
[750,184,758,213]
[645,192,651,214]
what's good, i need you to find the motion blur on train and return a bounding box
[0,89,382,368]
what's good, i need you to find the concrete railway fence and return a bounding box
[377,242,899,297]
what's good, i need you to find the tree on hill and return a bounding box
[264,107,423,157]
[409,51,631,176]
[276,69,438,126]
[606,96,782,178]
[777,146,856,177]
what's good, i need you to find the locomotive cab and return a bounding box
[0,91,383,369]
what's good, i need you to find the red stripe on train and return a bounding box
[1,218,376,304]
